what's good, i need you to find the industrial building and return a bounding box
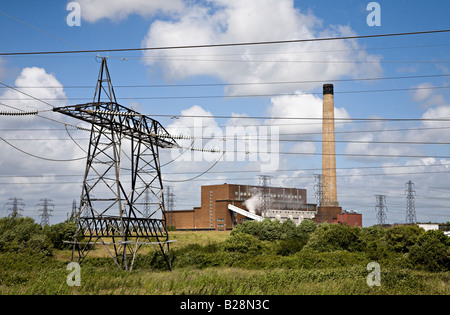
[166,183,361,231]
[166,83,363,231]
[166,183,317,231]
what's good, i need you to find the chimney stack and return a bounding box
[321,84,339,207]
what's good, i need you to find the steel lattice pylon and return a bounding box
[53,58,178,270]
[405,180,417,224]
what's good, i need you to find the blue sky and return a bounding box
[0,0,449,226]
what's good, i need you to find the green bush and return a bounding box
[383,225,424,253]
[231,219,283,241]
[360,225,389,260]
[222,233,268,254]
[275,239,307,256]
[408,230,450,271]
[305,223,364,252]
[231,218,316,242]
[0,217,51,254]
[47,220,76,250]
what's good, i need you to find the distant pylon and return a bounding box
[375,195,387,226]
[70,199,77,221]
[143,188,151,217]
[405,180,417,224]
[165,186,175,227]
[37,198,54,227]
[6,197,25,218]
[258,175,272,213]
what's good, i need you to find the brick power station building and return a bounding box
[166,84,363,230]
[166,183,361,231]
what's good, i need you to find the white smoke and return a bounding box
[244,194,262,215]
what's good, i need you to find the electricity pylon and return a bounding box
[37,198,54,227]
[6,197,25,218]
[53,58,178,271]
[375,195,387,226]
[405,180,417,224]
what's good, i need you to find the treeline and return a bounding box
[160,219,450,272]
[0,216,76,255]
[1,216,449,272]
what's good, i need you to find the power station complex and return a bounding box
[167,84,362,230]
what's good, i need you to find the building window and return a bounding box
[217,218,224,221]
[217,224,225,227]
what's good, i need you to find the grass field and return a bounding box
[1,230,449,295]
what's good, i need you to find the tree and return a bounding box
[408,230,450,271]
[47,220,77,250]
[383,225,423,253]
[0,216,51,254]
[305,223,364,252]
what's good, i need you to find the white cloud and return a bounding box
[412,82,446,108]
[412,82,434,102]
[267,92,350,135]
[142,0,383,95]
[76,0,185,22]
[0,67,87,222]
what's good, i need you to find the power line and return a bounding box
[139,56,450,64]
[0,81,56,108]
[0,136,86,162]
[2,85,448,102]
[1,125,449,135]
[0,161,449,179]
[67,108,450,122]
[1,29,449,56]
[2,73,448,90]
[2,135,450,145]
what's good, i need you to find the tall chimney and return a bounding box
[321,84,339,207]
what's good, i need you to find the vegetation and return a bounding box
[0,216,449,295]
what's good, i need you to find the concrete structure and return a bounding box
[228,204,316,226]
[314,83,343,224]
[417,223,440,231]
[262,208,316,225]
[321,84,339,207]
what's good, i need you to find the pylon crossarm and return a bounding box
[63,239,177,246]
[52,102,178,149]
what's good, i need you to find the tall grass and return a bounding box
[1,227,449,295]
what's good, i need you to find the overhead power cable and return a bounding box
[2,73,448,90]
[1,29,449,56]
[0,136,86,162]
[0,81,56,108]
[2,135,449,145]
[4,85,445,102]
[83,109,450,122]
[1,169,449,186]
[1,161,449,178]
[0,10,95,56]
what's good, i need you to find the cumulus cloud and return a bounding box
[75,0,185,22]
[267,92,350,135]
[0,67,86,222]
[141,0,383,95]
[412,82,446,108]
